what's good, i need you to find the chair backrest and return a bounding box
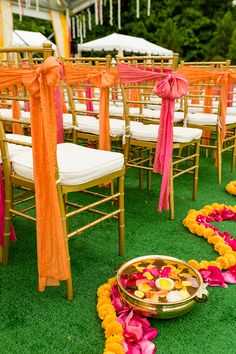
[184,80,222,124]
[0,43,53,126]
[180,60,231,69]
[0,43,53,67]
[63,55,112,122]
[115,54,179,126]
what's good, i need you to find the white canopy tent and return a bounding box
[13,30,57,51]
[78,33,173,56]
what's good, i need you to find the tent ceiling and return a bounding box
[78,33,173,56]
[11,0,94,13]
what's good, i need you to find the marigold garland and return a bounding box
[97,277,157,354]
[183,203,236,271]
[226,181,236,196]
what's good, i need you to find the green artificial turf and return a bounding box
[1,151,236,354]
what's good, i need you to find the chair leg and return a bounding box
[217,131,222,184]
[147,148,152,192]
[169,164,174,220]
[231,127,236,173]
[2,181,13,265]
[139,148,144,191]
[193,141,200,201]
[118,175,125,256]
[57,186,73,300]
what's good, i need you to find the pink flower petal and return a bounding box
[139,340,157,354]
[159,267,171,277]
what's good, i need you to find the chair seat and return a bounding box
[0,108,30,120]
[187,113,236,125]
[64,114,125,137]
[227,106,236,115]
[0,134,32,163]
[130,122,202,143]
[11,143,124,186]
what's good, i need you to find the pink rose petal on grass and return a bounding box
[199,266,227,288]
[223,265,236,284]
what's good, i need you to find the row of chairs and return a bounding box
[0,44,236,299]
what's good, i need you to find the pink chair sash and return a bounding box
[118,63,189,212]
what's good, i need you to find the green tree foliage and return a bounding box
[12,1,236,63]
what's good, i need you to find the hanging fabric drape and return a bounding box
[0,0,13,51]
[0,57,69,291]
[63,64,118,151]
[50,9,70,57]
[118,63,189,212]
[176,66,236,145]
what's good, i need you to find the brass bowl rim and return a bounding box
[116,255,204,306]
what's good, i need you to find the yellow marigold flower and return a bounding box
[217,244,232,256]
[211,236,223,245]
[105,343,125,354]
[189,224,197,234]
[97,297,112,307]
[105,321,123,338]
[202,228,214,238]
[216,256,230,269]
[97,303,116,320]
[199,261,209,269]
[195,224,205,237]
[209,261,221,268]
[214,241,226,252]
[105,335,124,345]
[187,259,200,269]
[207,235,216,244]
[97,284,112,297]
[103,351,115,354]
[185,219,196,228]
[108,277,117,287]
[102,313,117,329]
[224,253,236,267]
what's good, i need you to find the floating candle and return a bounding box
[166,291,182,302]
[155,277,175,291]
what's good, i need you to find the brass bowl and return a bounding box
[116,255,208,319]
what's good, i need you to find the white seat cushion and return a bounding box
[130,123,202,143]
[0,108,30,120]
[227,106,236,115]
[188,113,236,125]
[73,116,124,137]
[0,134,32,163]
[11,143,124,186]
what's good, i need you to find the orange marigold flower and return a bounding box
[187,259,200,269]
[217,245,232,256]
[199,261,210,269]
[105,321,123,338]
[98,297,112,307]
[189,224,197,234]
[108,277,117,287]
[97,284,112,297]
[195,224,205,237]
[211,236,223,245]
[103,351,115,354]
[209,261,221,268]
[102,313,117,330]
[224,253,236,267]
[105,343,125,354]
[105,335,124,345]
[207,235,216,244]
[216,256,230,269]
[97,303,116,320]
[202,228,214,238]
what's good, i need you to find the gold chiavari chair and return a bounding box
[116,55,202,219]
[184,78,236,183]
[0,48,125,300]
